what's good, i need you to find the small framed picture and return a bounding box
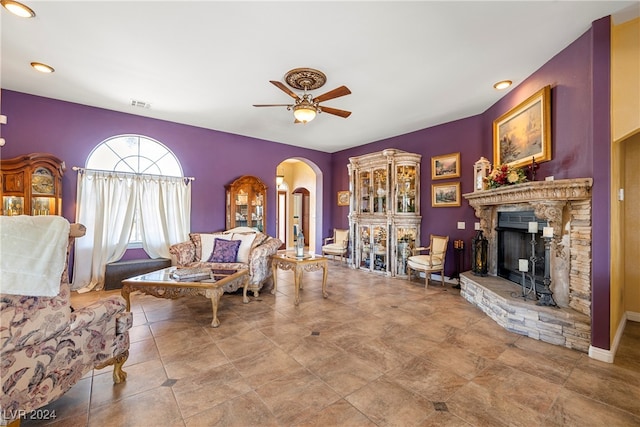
[337,190,350,206]
[432,182,461,207]
[431,152,460,180]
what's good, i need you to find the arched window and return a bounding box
[84,134,185,248]
[86,134,183,177]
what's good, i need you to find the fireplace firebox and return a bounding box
[496,211,546,294]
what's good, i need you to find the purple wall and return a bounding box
[333,18,612,348]
[0,91,333,239]
[589,17,612,350]
[0,17,613,348]
[332,116,484,275]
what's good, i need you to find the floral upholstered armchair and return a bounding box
[0,216,133,426]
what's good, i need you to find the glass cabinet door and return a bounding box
[1,154,64,216]
[371,224,388,272]
[359,171,371,213]
[396,165,417,213]
[396,226,417,275]
[3,196,24,216]
[372,168,387,214]
[253,192,264,232]
[359,225,371,269]
[225,175,267,232]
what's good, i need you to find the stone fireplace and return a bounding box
[460,178,593,352]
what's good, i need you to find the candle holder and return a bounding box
[537,235,557,307]
[514,233,539,301]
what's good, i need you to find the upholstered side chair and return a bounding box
[407,234,450,288]
[322,228,349,263]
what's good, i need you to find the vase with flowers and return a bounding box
[485,164,527,189]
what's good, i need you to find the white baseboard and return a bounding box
[627,311,640,322]
[589,311,639,363]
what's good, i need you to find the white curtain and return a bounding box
[73,170,191,292]
[138,175,191,259]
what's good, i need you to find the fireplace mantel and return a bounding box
[463,178,593,246]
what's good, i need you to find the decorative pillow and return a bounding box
[231,232,257,263]
[208,238,241,263]
[194,233,230,262]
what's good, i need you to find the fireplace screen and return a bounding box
[497,211,546,292]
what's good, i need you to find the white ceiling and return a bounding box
[2,1,638,153]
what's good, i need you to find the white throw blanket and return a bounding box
[0,215,70,297]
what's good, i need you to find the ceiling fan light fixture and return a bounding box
[1,0,35,18]
[293,104,317,123]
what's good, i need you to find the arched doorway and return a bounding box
[292,187,310,246]
[275,158,322,252]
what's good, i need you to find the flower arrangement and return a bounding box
[485,164,527,189]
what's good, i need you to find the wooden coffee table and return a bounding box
[121,267,249,328]
[271,252,328,306]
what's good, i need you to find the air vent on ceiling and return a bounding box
[130,99,151,109]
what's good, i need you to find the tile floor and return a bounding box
[22,264,640,426]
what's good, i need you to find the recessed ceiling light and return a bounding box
[493,80,512,90]
[31,62,55,73]
[1,0,35,18]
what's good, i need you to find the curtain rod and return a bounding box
[72,166,195,181]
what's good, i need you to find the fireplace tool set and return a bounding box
[514,221,557,307]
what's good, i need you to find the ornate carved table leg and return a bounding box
[121,284,132,311]
[242,274,250,303]
[206,287,225,328]
[271,259,278,294]
[321,260,328,298]
[294,265,304,306]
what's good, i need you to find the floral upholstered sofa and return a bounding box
[169,227,282,297]
[0,216,133,426]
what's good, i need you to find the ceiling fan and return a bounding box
[253,68,351,124]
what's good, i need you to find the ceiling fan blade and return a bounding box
[313,85,351,103]
[253,104,292,107]
[319,106,352,118]
[270,80,300,100]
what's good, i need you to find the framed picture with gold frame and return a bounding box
[493,85,552,169]
[431,152,460,180]
[431,182,460,207]
[337,190,350,206]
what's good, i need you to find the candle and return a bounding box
[474,222,481,230]
[543,226,553,238]
[528,222,538,233]
[518,259,528,272]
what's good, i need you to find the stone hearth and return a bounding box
[461,178,593,352]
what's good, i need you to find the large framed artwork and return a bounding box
[431,182,460,207]
[431,152,460,180]
[493,85,552,169]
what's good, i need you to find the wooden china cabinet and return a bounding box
[348,149,422,277]
[225,175,266,232]
[1,153,65,216]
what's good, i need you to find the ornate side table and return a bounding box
[271,252,328,306]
